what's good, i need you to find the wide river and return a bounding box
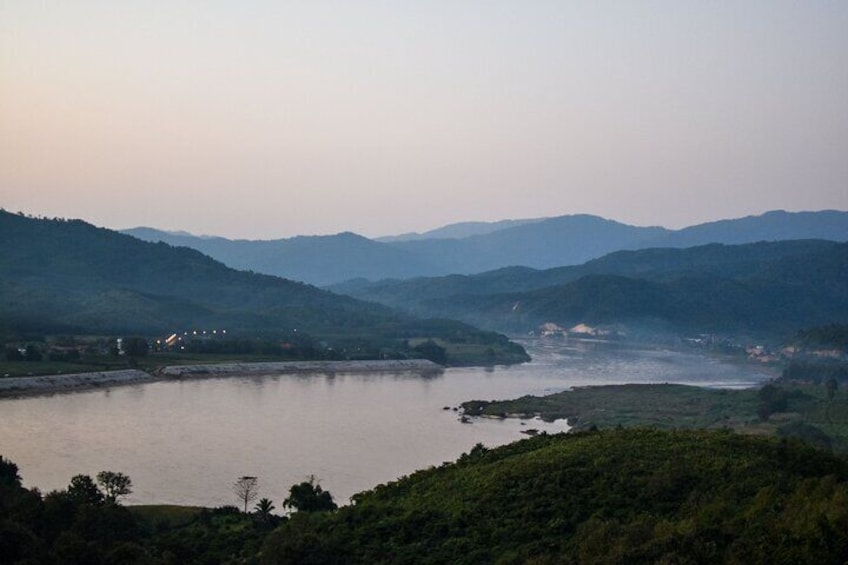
[0,338,771,507]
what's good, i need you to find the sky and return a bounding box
[2,1,847,240]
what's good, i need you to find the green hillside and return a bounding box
[333,240,848,338]
[0,212,527,365]
[260,428,848,564]
[4,429,847,563]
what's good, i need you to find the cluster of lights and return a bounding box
[155,329,228,350]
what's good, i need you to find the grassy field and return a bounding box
[463,381,848,452]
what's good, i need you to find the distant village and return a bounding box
[532,321,848,365]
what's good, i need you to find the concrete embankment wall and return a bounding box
[0,360,443,397]
[158,359,442,377]
[0,370,154,397]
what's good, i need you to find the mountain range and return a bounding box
[0,211,527,365]
[331,240,848,339]
[124,210,848,285]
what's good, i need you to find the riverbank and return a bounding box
[0,359,443,398]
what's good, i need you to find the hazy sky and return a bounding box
[2,1,846,239]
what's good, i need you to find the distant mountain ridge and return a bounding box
[124,210,848,285]
[332,240,848,339]
[375,217,546,242]
[0,211,529,365]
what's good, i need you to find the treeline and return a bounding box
[782,360,848,385]
[0,458,339,564]
[793,324,848,349]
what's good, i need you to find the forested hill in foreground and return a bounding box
[260,429,848,564]
[0,212,527,364]
[4,429,846,562]
[124,210,848,285]
[332,240,848,338]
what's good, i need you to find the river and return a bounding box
[0,338,771,507]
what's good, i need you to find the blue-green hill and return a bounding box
[0,211,526,365]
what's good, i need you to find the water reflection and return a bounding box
[0,338,770,507]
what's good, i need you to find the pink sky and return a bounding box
[2,1,846,239]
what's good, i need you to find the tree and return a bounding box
[283,476,337,513]
[121,337,149,357]
[0,455,21,488]
[96,471,132,503]
[67,475,104,505]
[24,344,42,362]
[255,497,276,524]
[826,378,838,402]
[233,476,259,513]
[413,340,447,365]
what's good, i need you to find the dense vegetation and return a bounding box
[791,324,848,350]
[333,240,848,338]
[260,429,848,564]
[463,377,848,453]
[0,456,278,564]
[5,429,848,563]
[0,212,528,367]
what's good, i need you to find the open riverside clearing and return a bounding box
[0,338,770,507]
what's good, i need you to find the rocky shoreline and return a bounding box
[0,359,443,398]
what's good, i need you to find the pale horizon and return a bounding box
[2,1,847,239]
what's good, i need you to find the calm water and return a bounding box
[0,338,771,507]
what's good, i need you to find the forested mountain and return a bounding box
[260,428,848,563]
[332,240,848,337]
[0,211,526,364]
[125,210,848,285]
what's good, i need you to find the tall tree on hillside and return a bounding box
[234,476,259,513]
[96,471,133,503]
[283,476,337,513]
[68,474,105,505]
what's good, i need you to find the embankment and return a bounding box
[0,359,443,398]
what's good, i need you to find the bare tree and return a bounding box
[233,476,259,513]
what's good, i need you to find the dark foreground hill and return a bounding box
[333,240,848,338]
[4,429,846,563]
[260,428,848,564]
[125,210,848,284]
[0,212,527,365]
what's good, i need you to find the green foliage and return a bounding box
[121,337,149,357]
[757,383,789,421]
[464,380,848,454]
[284,478,337,513]
[782,359,848,385]
[464,383,763,431]
[68,474,105,506]
[336,240,848,337]
[261,429,848,564]
[793,324,848,349]
[412,340,447,365]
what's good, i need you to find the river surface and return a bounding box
[0,338,771,507]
